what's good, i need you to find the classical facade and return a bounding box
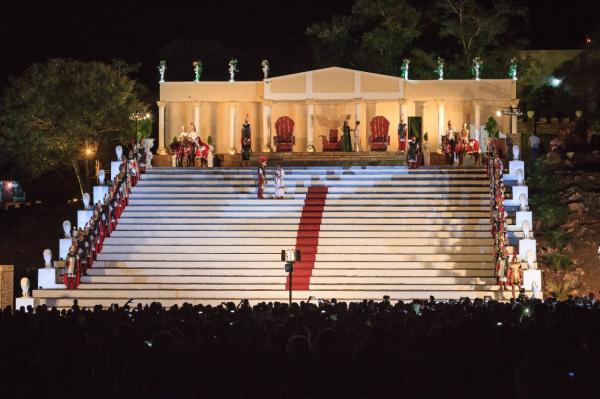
[157,67,517,155]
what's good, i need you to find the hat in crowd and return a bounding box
[259,156,268,163]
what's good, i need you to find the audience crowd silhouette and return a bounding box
[1,295,599,398]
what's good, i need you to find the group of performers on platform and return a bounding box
[257,157,285,199]
[489,141,522,298]
[441,120,481,166]
[64,147,141,289]
[170,123,210,167]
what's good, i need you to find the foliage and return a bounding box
[555,47,600,120]
[307,0,528,79]
[543,229,571,250]
[544,269,583,300]
[484,117,499,139]
[307,0,420,76]
[0,59,147,193]
[541,253,573,273]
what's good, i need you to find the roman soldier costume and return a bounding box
[407,137,420,169]
[241,115,252,167]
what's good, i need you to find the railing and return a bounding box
[63,148,143,289]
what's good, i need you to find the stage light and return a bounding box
[548,76,562,88]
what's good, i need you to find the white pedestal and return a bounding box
[515,211,533,230]
[59,238,71,260]
[77,210,94,229]
[111,161,121,181]
[93,185,109,205]
[523,269,542,292]
[38,268,66,289]
[503,160,525,181]
[16,297,36,310]
[518,239,537,262]
[171,155,177,167]
[504,185,529,207]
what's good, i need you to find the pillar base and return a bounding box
[261,146,272,153]
[228,148,237,155]
[306,145,315,153]
[157,147,168,155]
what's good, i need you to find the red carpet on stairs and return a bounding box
[286,186,328,290]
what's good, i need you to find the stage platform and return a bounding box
[154,151,412,167]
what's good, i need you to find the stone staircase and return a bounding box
[34,165,514,308]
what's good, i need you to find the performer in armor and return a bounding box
[341,118,352,152]
[257,156,267,199]
[397,116,407,152]
[274,164,285,199]
[444,121,455,165]
[353,121,361,152]
[241,115,252,168]
[407,135,420,169]
[508,255,523,298]
[442,130,452,165]
[64,244,78,289]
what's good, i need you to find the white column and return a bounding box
[156,101,167,155]
[229,104,236,154]
[510,99,520,146]
[262,102,272,152]
[436,99,445,149]
[473,101,481,143]
[194,102,201,136]
[306,102,315,152]
[399,99,407,121]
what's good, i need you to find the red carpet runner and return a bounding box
[286,186,328,290]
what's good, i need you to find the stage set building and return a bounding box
[156,67,517,159]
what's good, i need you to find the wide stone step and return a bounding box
[99,244,493,255]
[33,287,511,302]
[97,253,492,262]
[126,205,490,212]
[127,199,490,209]
[120,211,491,218]
[80,275,496,285]
[129,193,490,200]
[87,267,495,277]
[136,179,490,187]
[34,289,529,308]
[109,230,493,238]
[114,224,491,231]
[133,186,489,193]
[92,260,494,269]
[116,217,491,225]
[104,237,494,246]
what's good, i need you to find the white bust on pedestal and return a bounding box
[16,277,36,310]
[82,192,91,210]
[38,248,66,289]
[115,145,123,161]
[43,249,52,268]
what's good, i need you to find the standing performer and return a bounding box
[407,135,420,169]
[257,156,267,199]
[353,121,361,152]
[457,123,469,165]
[341,117,352,152]
[274,164,285,199]
[442,130,453,165]
[398,116,408,152]
[508,255,523,299]
[445,121,455,164]
[241,115,252,168]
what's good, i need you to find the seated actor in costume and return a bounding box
[241,115,252,168]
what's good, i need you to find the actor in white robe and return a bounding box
[275,165,285,199]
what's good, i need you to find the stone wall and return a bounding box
[0,265,14,309]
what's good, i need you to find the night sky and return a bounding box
[1,0,598,93]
